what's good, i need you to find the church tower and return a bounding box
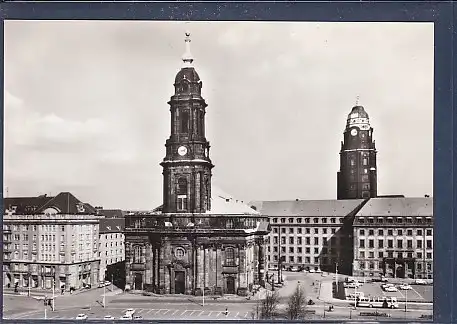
[160,32,214,213]
[337,98,377,200]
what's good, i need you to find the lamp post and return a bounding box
[404,289,408,313]
[335,262,339,293]
[103,279,106,308]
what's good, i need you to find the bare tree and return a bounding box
[257,290,280,319]
[251,298,261,320]
[286,284,307,320]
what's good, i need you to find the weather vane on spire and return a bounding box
[355,95,360,106]
[182,31,194,67]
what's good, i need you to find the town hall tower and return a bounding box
[337,100,378,199]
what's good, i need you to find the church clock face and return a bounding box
[351,129,358,136]
[177,146,188,156]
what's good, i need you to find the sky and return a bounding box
[4,21,434,210]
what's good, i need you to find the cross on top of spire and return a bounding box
[355,95,360,106]
[182,31,194,68]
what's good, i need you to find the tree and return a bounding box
[286,284,307,320]
[259,290,280,319]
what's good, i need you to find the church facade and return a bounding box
[124,33,270,296]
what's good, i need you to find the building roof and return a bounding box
[356,197,433,217]
[100,209,126,218]
[99,218,125,233]
[4,192,97,215]
[249,199,366,217]
[206,186,259,215]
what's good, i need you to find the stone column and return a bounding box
[159,244,167,294]
[125,242,132,289]
[238,246,248,295]
[145,243,153,287]
[258,238,265,286]
[253,243,259,284]
[197,246,204,290]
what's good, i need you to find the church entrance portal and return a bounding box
[134,273,143,291]
[226,276,235,294]
[174,271,185,294]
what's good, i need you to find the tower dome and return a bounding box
[173,31,202,94]
[346,105,370,129]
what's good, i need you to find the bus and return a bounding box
[353,296,399,309]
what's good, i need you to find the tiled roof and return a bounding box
[37,192,97,214]
[4,195,53,214]
[4,192,97,215]
[99,218,125,233]
[356,197,433,217]
[249,199,366,217]
[100,209,126,218]
[206,186,259,215]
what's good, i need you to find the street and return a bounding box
[4,271,433,321]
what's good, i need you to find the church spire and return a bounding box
[182,31,194,68]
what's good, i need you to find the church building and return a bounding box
[123,33,270,296]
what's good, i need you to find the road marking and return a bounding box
[244,312,249,318]
[189,310,195,315]
[216,312,221,317]
[137,309,144,314]
[198,311,204,316]
[207,311,212,316]
[146,309,154,314]
[172,310,179,316]
[163,309,170,314]
[180,310,188,315]
[235,311,239,317]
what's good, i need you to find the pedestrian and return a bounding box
[225,308,228,316]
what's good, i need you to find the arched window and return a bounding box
[133,245,141,264]
[225,247,235,266]
[177,178,188,212]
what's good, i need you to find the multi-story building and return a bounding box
[124,32,270,296]
[98,218,125,282]
[352,197,433,279]
[3,192,102,291]
[250,199,367,276]
[337,103,377,200]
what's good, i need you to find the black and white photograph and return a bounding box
[4,20,433,321]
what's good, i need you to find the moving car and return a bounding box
[75,314,88,320]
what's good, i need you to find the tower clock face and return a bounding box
[351,129,358,136]
[177,146,188,156]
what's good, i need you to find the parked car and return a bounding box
[315,269,322,273]
[103,315,115,320]
[414,279,427,285]
[75,314,88,320]
[344,282,362,289]
[119,314,132,320]
[398,284,412,290]
[133,315,143,320]
[125,308,136,316]
[384,286,398,292]
[309,269,315,273]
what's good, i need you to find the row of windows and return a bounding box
[359,239,433,249]
[270,255,320,264]
[359,229,433,236]
[272,236,345,246]
[99,241,123,248]
[358,261,433,271]
[359,251,433,260]
[357,217,432,225]
[272,227,338,235]
[272,217,342,224]
[5,224,98,233]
